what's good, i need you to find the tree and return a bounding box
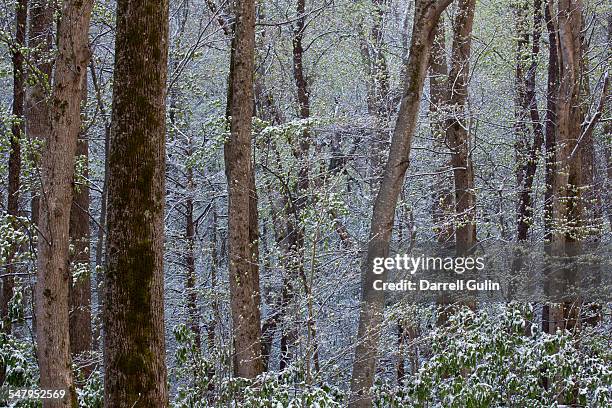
[225,0,264,379]
[69,80,93,365]
[103,0,170,406]
[35,0,93,406]
[1,0,27,333]
[25,0,54,225]
[349,1,453,406]
[446,0,477,256]
[512,0,545,275]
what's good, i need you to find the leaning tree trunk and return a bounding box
[225,0,264,379]
[446,0,477,257]
[35,1,93,407]
[348,1,452,406]
[103,0,170,406]
[1,0,27,333]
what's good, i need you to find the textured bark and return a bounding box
[35,1,93,407]
[446,0,477,256]
[69,79,92,364]
[348,1,452,406]
[225,0,264,379]
[1,0,27,333]
[103,0,170,406]
[26,0,54,225]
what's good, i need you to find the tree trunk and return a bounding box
[446,0,477,257]
[543,0,559,252]
[69,79,93,367]
[365,0,392,182]
[1,0,27,333]
[545,0,585,358]
[429,16,455,245]
[103,0,170,406]
[26,0,54,226]
[35,1,93,407]
[90,59,110,352]
[348,1,452,406]
[513,0,544,273]
[185,164,201,349]
[225,0,264,379]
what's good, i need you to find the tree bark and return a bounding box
[446,0,477,256]
[348,1,452,406]
[1,0,27,334]
[35,1,93,407]
[103,0,170,406]
[225,0,264,379]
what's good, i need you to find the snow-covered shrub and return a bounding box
[373,304,611,407]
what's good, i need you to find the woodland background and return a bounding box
[0,0,610,407]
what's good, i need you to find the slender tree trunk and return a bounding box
[541,0,560,338]
[367,0,392,182]
[26,0,54,226]
[225,0,264,379]
[513,0,544,274]
[446,0,477,257]
[185,164,201,349]
[103,0,170,406]
[348,1,452,406]
[35,1,93,407]
[1,0,27,333]
[69,78,93,367]
[90,60,110,351]
[429,17,455,245]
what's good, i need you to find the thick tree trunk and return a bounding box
[69,80,93,366]
[446,0,477,257]
[546,0,585,352]
[35,1,93,407]
[103,0,170,406]
[348,1,452,406]
[26,0,54,226]
[225,0,264,379]
[1,0,27,333]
